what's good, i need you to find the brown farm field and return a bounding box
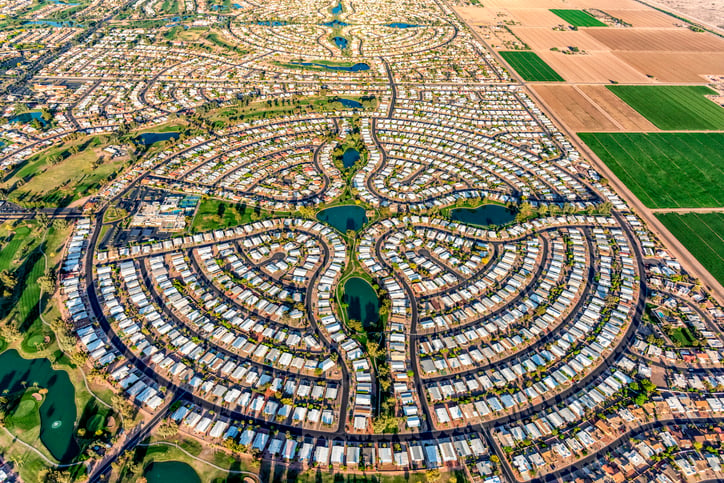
[602,9,680,27]
[535,49,651,83]
[585,28,724,51]
[532,85,658,131]
[506,9,570,27]
[511,27,610,51]
[612,51,724,82]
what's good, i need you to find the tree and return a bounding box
[38,275,55,294]
[0,270,17,296]
[157,419,179,439]
[112,395,136,426]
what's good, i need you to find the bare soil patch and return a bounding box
[532,84,657,131]
[533,85,619,131]
[577,85,659,130]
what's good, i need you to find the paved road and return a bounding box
[88,391,185,483]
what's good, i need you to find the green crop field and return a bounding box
[656,212,724,286]
[550,9,607,27]
[607,85,724,130]
[499,51,564,82]
[578,132,724,209]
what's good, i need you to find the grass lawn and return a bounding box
[578,132,724,209]
[499,51,564,82]
[606,85,724,130]
[190,198,272,232]
[656,212,724,286]
[668,326,698,347]
[9,150,125,207]
[550,9,607,27]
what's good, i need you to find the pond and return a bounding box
[338,98,362,109]
[333,36,348,50]
[388,23,420,28]
[0,350,78,462]
[291,62,369,72]
[24,20,78,27]
[9,111,46,125]
[331,1,343,15]
[343,277,380,326]
[321,20,349,27]
[317,205,367,232]
[255,20,286,26]
[449,204,517,227]
[137,131,180,146]
[144,461,201,483]
[342,147,360,168]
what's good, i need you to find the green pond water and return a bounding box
[0,350,78,462]
[144,461,201,483]
[316,205,367,232]
[449,204,516,227]
[343,277,380,325]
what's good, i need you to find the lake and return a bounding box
[317,205,367,232]
[343,277,380,325]
[291,62,369,72]
[144,461,200,483]
[137,132,180,146]
[0,350,78,462]
[449,204,517,227]
[342,148,360,168]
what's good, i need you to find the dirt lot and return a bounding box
[536,49,651,83]
[586,28,724,51]
[613,51,724,82]
[648,0,724,30]
[532,84,658,131]
[453,5,510,25]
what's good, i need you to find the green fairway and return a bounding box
[607,85,724,130]
[656,212,724,286]
[499,51,564,82]
[578,132,724,209]
[550,9,607,27]
[0,225,32,271]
